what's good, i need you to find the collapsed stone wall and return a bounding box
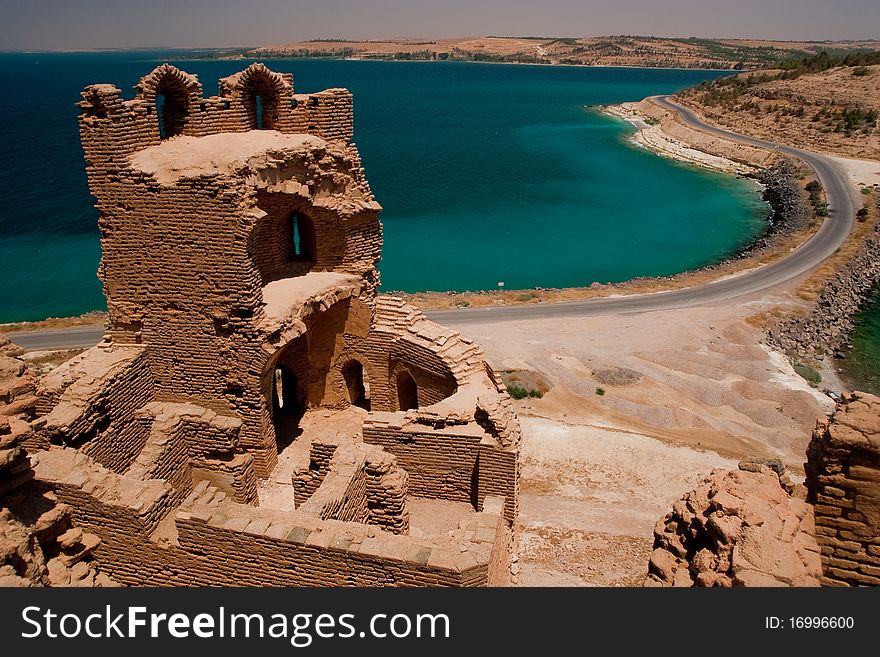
[806,392,880,586]
[0,337,116,587]
[37,346,153,472]
[648,393,880,587]
[293,441,336,503]
[769,196,880,363]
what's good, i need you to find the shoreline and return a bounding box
[0,96,789,331]
[0,96,860,352]
[600,102,759,175]
[183,53,739,73]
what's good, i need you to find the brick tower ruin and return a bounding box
[25,63,520,586]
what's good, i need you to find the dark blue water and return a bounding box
[0,52,768,322]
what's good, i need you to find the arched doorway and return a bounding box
[397,370,419,411]
[272,365,304,450]
[341,360,370,411]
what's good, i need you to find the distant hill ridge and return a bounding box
[219,35,880,70]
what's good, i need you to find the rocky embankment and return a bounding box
[769,195,880,364]
[744,160,813,254]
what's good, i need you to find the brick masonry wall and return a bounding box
[39,347,152,473]
[293,441,337,506]
[79,64,353,161]
[363,414,518,523]
[33,448,508,587]
[806,392,880,586]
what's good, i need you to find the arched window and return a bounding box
[397,371,419,411]
[341,360,370,411]
[244,76,280,130]
[154,80,189,139]
[290,212,315,262]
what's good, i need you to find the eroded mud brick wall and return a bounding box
[40,348,153,473]
[807,393,880,586]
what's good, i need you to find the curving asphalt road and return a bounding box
[6,96,857,349]
[430,96,857,325]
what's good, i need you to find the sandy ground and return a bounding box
[826,154,880,189]
[516,417,737,586]
[443,286,836,586]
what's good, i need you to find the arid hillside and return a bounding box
[245,36,880,70]
[676,53,880,159]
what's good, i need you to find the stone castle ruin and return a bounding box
[13,63,519,586]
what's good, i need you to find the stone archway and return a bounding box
[136,64,201,139]
[396,370,419,411]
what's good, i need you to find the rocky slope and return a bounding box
[677,60,880,159]
[769,195,880,365]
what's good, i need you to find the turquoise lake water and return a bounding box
[0,52,769,323]
[844,289,880,395]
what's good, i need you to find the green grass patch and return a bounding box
[794,363,822,387]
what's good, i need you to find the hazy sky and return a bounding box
[1,0,878,51]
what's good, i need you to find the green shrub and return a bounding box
[857,207,869,221]
[516,293,537,302]
[805,180,822,194]
[852,66,870,76]
[595,387,606,396]
[454,299,470,308]
[644,117,660,126]
[507,385,544,400]
[793,363,822,387]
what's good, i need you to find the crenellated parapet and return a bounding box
[78,62,354,177]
